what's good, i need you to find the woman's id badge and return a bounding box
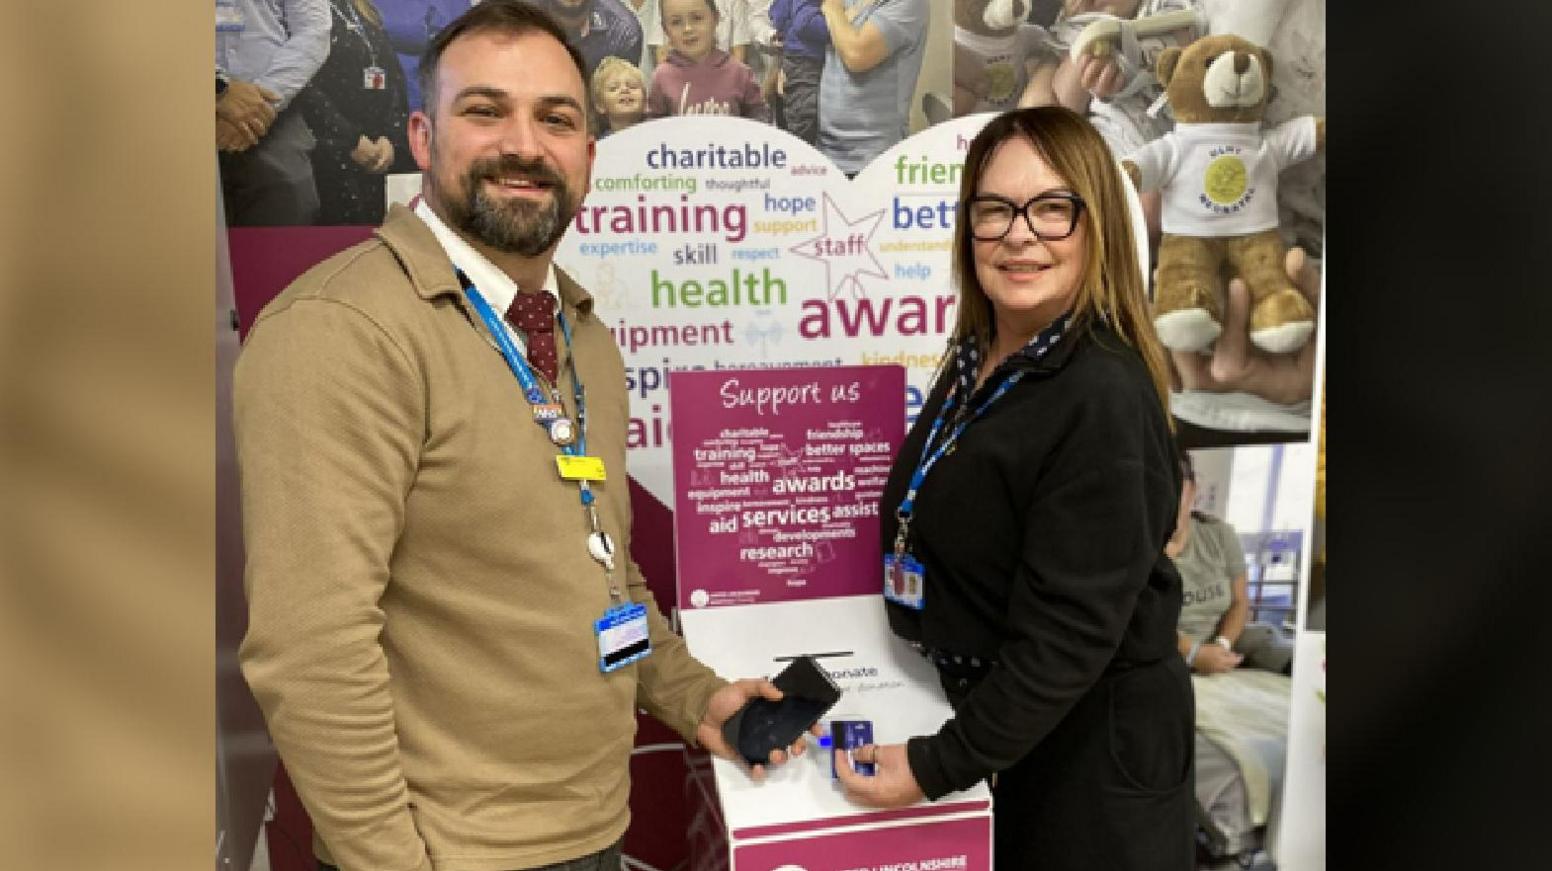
[883,553,925,610]
[595,602,651,673]
[363,66,386,90]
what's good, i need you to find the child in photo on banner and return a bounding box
[646,0,755,64]
[646,0,772,120]
[592,56,648,136]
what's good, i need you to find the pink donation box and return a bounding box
[670,365,993,871]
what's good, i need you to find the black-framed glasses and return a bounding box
[965,192,1085,242]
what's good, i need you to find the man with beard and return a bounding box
[234,4,804,870]
[540,0,645,82]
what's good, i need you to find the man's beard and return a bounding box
[438,153,576,256]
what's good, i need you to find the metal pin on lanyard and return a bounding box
[893,504,912,558]
[543,386,577,447]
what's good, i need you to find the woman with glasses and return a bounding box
[837,106,1193,870]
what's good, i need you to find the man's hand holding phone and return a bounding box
[697,678,822,781]
[698,656,840,781]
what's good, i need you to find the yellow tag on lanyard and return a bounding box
[556,455,607,481]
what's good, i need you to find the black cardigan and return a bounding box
[880,321,1183,800]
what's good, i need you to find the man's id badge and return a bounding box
[596,602,651,672]
[556,455,606,481]
[363,66,386,90]
[883,553,925,610]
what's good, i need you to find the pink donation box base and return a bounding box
[688,766,991,871]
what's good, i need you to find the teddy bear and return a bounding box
[952,0,1051,115]
[1121,33,1326,355]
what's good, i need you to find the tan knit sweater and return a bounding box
[235,205,726,871]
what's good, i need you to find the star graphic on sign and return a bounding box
[788,193,888,300]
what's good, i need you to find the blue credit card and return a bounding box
[831,719,875,778]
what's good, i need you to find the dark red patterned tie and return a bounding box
[505,290,558,384]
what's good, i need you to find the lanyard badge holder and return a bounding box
[586,510,650,673]
[885,314,1072,611]
[334,1,386,90]
[884,516,926,610]
[459,272,651,673]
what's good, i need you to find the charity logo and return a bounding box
[1203,154,1248,205]
[984,59,1017,103]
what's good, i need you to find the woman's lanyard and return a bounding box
[458,270,625,604]
[892,312,1072,563]
[335,0,380,79]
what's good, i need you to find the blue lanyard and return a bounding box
[457,270,596,506]
[894,312,1072,546]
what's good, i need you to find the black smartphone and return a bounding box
[721,655,842,765]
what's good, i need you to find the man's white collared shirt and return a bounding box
[414,198,561,354]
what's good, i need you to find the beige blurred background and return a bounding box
[0,4,212,871]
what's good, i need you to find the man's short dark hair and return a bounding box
[417,1,590,118]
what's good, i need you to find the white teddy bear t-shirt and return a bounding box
[1128,116,1317,237]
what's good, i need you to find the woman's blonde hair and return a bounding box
[948,105,1172,419]
[350,0,383,29]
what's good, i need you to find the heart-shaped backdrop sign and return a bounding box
[554,113,1148,511]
